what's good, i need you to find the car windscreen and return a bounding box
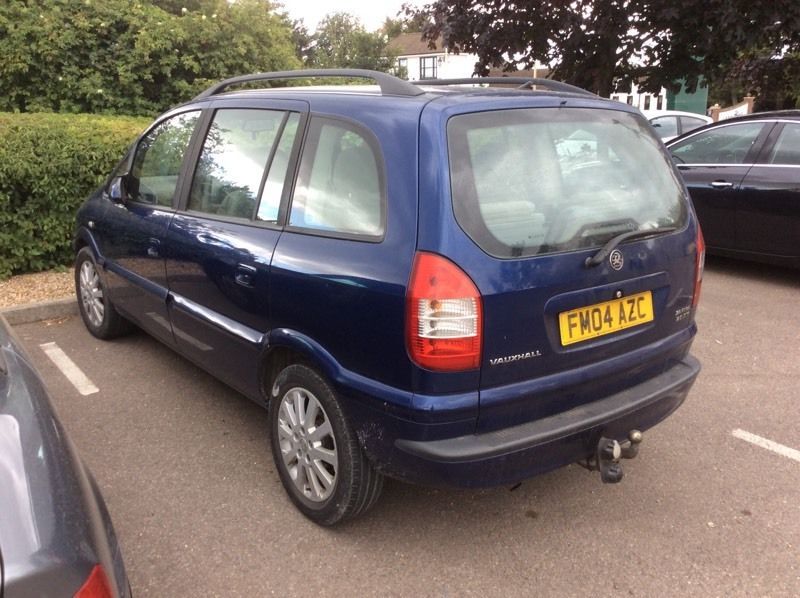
[447,107,687,258]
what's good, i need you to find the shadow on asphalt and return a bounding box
[705,255,799,288]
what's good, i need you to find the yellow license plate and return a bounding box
[558,291,654,346]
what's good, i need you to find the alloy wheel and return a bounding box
[79,260,105,328]
[277,387,339,502]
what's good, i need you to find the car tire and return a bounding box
[75,247,132,340]
[269,364,384,525]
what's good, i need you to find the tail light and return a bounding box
[406,252,482,371]
[74,565,113,598]
[692,226,705,307]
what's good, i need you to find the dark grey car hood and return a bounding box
[0,317,128,597]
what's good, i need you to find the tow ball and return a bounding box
[580,430,643,483]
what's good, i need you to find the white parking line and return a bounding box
[732,429,800,464]
[39,342,99,396]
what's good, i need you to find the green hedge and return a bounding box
[0,112,150,278]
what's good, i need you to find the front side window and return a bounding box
[130,111,200,206]
[651,116,678,139]
[188,109,294,219]
[289,118,384,237]
[767,122,800,165]
[420,56,437,79]
[448,108,687,258]
[669,122,765,165]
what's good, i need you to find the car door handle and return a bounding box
[710,181,734,189]
[235,264,256,288]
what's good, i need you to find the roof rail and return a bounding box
[192,69,426,101]
[413,77,595,97]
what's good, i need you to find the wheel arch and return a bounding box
[259,330,339,405]
[73,227,103,265]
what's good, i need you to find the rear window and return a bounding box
[448,107,687,258]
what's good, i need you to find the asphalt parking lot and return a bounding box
[12,256,800,597]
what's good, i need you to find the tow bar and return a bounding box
[580,430,643,483]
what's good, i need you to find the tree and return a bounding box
[382,4,431,38]
[0,0,300,116]
[311,13,396,72]
[289,18,317,66]
[710,51,800,110]
[414,0,800,98]
[150,0,212,15]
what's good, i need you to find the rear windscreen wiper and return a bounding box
[585,226,677,267]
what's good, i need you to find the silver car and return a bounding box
[0,315,130,597]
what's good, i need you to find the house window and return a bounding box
[626,95,633,105]
[656,95,664,110]
[643,95,651,110]
[420,56,437,79]
[396,57,408,79]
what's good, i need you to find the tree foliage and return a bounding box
[382,4,431,38]
[415,0,800,98]
[310,12,396,72]
[0,0,300,116]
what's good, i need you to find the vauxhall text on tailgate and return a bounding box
[74,69,702,525]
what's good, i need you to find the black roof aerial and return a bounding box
[192,69,426,101]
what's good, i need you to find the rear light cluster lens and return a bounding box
[692,226,706,307]
[74,565,113,598]
[406,252,482,371]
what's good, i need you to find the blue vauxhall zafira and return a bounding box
[74,69,703,525]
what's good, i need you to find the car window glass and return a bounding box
[679,116,706,134]
[651,116,678,138]
[767,123,800,165]
[257,113,300,223]
[188,109,285,219]
[130,111,199,206]
[289,119,384,237]
[448,108,686,258]
[670,122,764,164]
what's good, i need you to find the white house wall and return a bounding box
[396,52,478,81]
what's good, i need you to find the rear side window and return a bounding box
[679,116,707,134]
[188,109,297,219]
[767,123,800,165]
[289,118,384,238]
[448,108,687,258]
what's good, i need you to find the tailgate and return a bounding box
[444,105,699,432]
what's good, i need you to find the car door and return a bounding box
[668,121,773,251]
[164,100,306,398]
[736,120,800,259]
[94,109,201,345]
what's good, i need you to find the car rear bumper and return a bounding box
[370,354,700,487]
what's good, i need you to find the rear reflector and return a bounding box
[74,565,113,598]
[406,252,482,371]
[693,226,705,307]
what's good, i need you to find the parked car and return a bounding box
[74,69,703,525]
[666,110,800,268]
[644,110,713,141]
[0,315,130,597]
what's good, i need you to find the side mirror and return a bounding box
[108,176,125,203]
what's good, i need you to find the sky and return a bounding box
[279,0,423,32]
